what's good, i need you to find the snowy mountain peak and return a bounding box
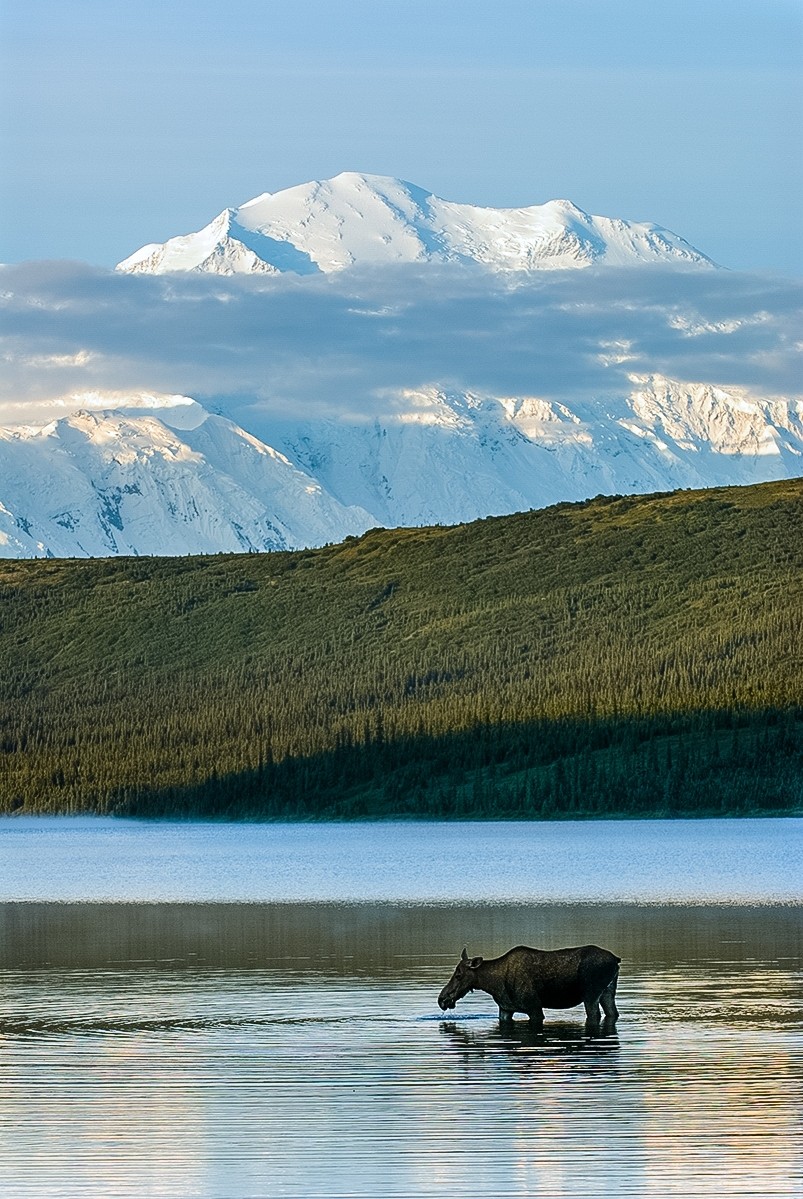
[116,173,716,276]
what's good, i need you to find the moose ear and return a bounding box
[468,956,484,969]
[461,947,468,961]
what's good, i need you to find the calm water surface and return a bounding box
[0,819,801,1197]
[0,816,800,903]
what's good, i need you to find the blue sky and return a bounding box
[1,0,802,272]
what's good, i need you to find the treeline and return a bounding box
[1,479,801,818]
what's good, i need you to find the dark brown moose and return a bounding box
[438,944,621,1025]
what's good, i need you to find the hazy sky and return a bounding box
[2,0,802,273]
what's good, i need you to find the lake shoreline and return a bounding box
[2,807,801,824]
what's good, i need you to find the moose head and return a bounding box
[437,947,484,1011]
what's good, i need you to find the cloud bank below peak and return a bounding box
[1,259,798,428]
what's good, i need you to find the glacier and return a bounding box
[269,378,802,527]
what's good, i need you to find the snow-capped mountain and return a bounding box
[5,173,799,559]
[3,378,799,559]
[0,402,372,558]
[117,173,715,276]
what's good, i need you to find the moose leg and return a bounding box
[499,1007,514,1022]
[584,994,602,1024]
[526,1005,544,1027]
[600,973,619,1020]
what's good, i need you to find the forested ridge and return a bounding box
[1,479,801,818]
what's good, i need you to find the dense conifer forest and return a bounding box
[1,479,801,819]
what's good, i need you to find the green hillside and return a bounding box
[1,480,801,818]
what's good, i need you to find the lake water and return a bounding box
[0,816,800,903]
[1,818,801,1197]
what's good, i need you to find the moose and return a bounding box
[438,944,621,1026]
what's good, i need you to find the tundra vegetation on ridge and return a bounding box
[0,480,801,818]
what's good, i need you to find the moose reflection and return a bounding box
[439,1018,620,1062]
[438,944,621,1027]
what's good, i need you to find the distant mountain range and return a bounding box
[1,173,799,559]
[2,376,800,559]
[116,172,716,276]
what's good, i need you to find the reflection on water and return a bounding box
[0,904,801,1197]
[439,1015,621,1059]
[3,900,802,970]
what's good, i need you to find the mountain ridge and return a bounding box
[4,175,799,561]
[0,405,372,557]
